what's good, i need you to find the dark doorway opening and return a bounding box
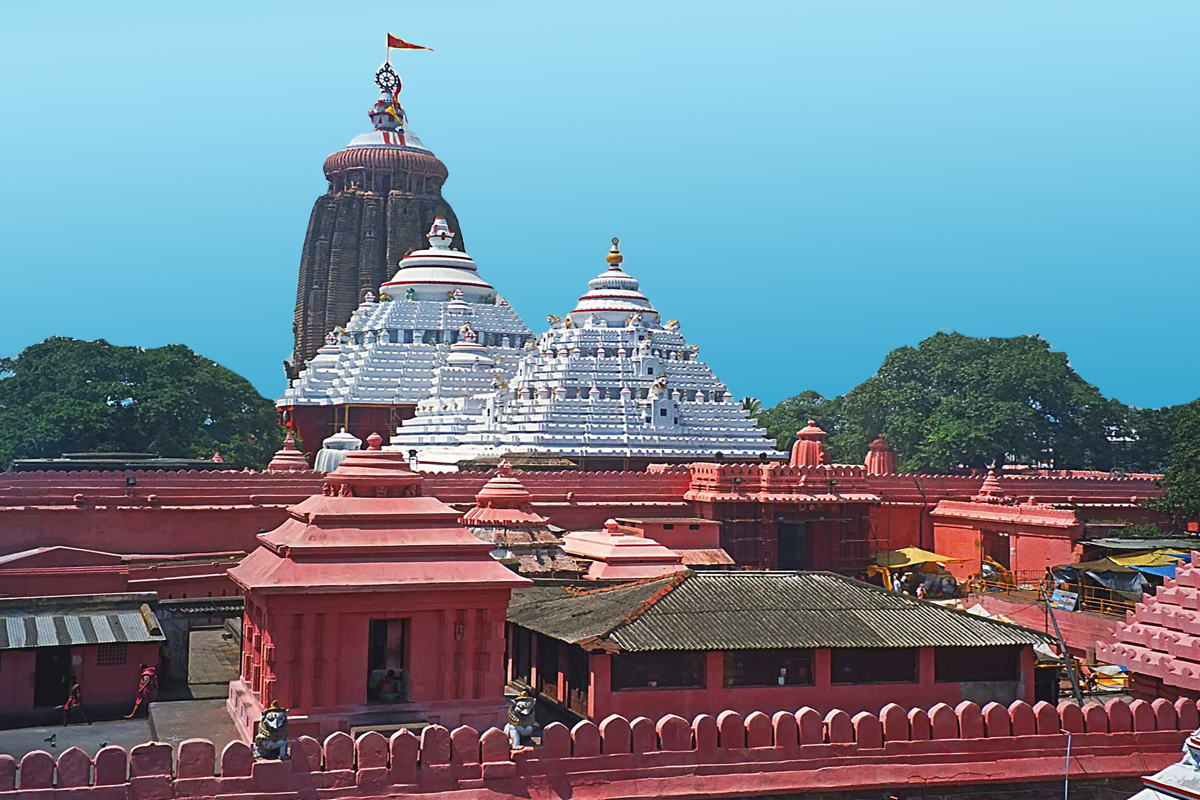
[778,521,810,570]
[367,618,407,703]
[34,646,72,708]
[983,531,1011,570]
[566,646,589,716]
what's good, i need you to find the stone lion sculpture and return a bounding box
[253,700,290,760]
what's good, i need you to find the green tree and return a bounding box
[762,333,1140,472]
[1149,400,1200,529]
[0,338,284,470]
[756,390,845,457]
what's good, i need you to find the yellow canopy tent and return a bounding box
[1107,550,1189,568]
[875,547,965,569]
[868,548,966,595]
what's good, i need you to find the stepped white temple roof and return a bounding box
[278,219,533,409]
[389,238,783,469]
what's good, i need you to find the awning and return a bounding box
[1133,564,1179,579]
[0,594,165,650]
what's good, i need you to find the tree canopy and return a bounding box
[758,332,1177,473]
[1149,400,1200,529]
[0,338,285,470]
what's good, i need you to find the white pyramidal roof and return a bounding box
[278,219,533,408]
[388,238,783,469]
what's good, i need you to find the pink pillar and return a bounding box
[706,651,724,692]
[590,652,612,721]
[556,642,567,702]
[814,649,831,689]
[505,625,515,685]
[918,647,936,687]
[1020,645,1036,704]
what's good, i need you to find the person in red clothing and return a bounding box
[124,664,159,719]
[60,675,90,726]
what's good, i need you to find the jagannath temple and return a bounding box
[0,37,1196,800]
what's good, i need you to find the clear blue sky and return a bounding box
[1,2,1196,409]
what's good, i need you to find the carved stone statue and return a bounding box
[253,700,291,760]
[504,691,538,748]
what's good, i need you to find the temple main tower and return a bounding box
[291,61,465,369]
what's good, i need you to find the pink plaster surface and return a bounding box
[561,524,685,581]
[1099,551,1200,696]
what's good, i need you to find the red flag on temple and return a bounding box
[387,34,433,51]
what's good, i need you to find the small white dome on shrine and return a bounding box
[322,428,363,451]
[380,218,497,302]
[568,238,660,327]
[445,324,496,368]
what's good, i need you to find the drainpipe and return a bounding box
[912,475,928,550]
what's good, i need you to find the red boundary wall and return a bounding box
[0,698,1190,799]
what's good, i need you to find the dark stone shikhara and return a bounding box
[290,64,465,369]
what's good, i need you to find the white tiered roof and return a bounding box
[278,219,533,408]
[389,239,783,469]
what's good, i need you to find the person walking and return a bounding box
[124,663,159,719]
[60,676,90,726]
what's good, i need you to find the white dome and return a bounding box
[568,239,659,327]
[380,218,498,302]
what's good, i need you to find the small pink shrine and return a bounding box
[227,434,529,740]
[789,420,830,467]
[265,432,312,473]
[459,460,580,577]
[562,519,686,580]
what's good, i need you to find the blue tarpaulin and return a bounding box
[1133,564,1179,579]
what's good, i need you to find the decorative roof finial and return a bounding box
[606,237,623,268]
[426,217,455,249]
[375,62,401,94]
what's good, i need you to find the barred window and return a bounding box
[97,643,127,666]
[724,649,813,687]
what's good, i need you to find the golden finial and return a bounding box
[606,236,623,265]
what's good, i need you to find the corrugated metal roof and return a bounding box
[510,572,1048,652]
[0,596,165,650]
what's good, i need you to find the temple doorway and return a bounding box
[982,531,1011,571]
[367,619,408,703]
[33,646,71,708]
[777,521,810,570]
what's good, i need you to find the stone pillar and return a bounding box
[918,647,936,688]
[589,651,611,721]
[814,648,832,690]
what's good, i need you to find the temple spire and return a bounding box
[789,420,828,467]
[864,434,897,475]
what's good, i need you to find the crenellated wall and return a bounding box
[0,698,1191,799]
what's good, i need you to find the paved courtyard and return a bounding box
[0,718,154,760]
[188,628,240,685]
[0,699,241,763]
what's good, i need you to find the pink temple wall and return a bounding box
[0,643,160,717]
[585,647,1033,722]
[932,520,1079,580]
[0,697,1191,799]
